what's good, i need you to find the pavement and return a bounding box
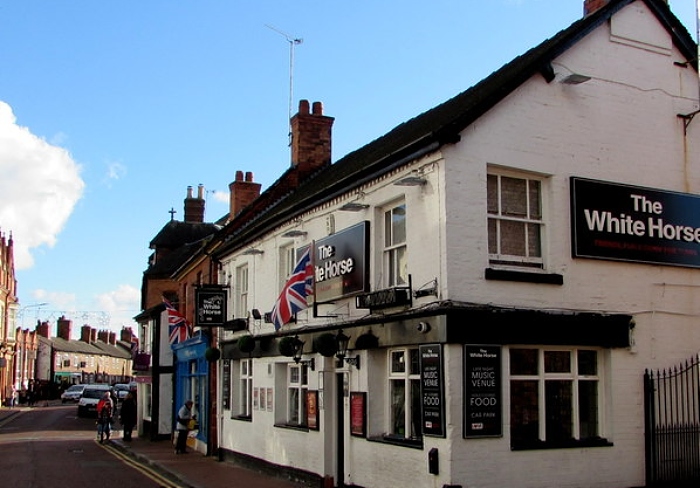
[0,404,309,488]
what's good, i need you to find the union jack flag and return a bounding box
[164,299,191,345]
[270,246,314,331]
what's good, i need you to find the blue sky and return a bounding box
[1,1,697,338]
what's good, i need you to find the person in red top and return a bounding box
[96,392,114,442]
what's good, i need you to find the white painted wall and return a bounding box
[219,3,700,488]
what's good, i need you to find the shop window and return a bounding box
[383,202,407,287]
[509,348,607,450]
[387,348,422,442]
[287,363,309,427]
[487,171,544,268]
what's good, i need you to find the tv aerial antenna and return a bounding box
[265,24,303,144]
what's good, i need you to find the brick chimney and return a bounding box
[120,326,134,343]
[584,0,666,15]
[80,324,93,343]
[184,184,206,223]
[229,171,262,219]
[290,100,334,174]
[35,320,50,339]
[97,329,110,343]
[56,316,71,340]
[108,331,116,345]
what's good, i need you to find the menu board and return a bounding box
[350,392,366,437]
[307,391,319,430]
[463,345,502,438]
[419,344,446,438]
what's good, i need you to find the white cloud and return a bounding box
[0,101,85,269]
[94,284,141,329]
[104,160,127,185]
[212,190,229,203]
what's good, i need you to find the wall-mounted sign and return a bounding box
[571,177,700,268]
[419,344,446,438]
[195,286,227,327]
[314,222,369,302]
[133,353,151,372]
[463,345,502,438]
[355,286,411,310]
[307,391,319,430]
[350,392,366,437]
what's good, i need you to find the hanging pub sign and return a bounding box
[463,345,502,438]
[195,286,227,327]
[314,221,369,303]
[419,344,446,438]
[571,177,700,268]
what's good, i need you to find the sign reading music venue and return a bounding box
[571,177,700,268]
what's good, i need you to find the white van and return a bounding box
[77,384,112,417]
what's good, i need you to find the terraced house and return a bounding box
[139,1,700,486]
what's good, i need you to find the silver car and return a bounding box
[60,384,85,403]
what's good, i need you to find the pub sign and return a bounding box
[195,286,227,327]
[463,345,502,438]
[419,344,446,438]
[571,177,700,268]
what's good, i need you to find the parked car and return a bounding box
[77,384,112,417]
[61,384,85,403]
[113,383,131,401]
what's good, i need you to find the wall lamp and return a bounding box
[339,202,369,212]
[560,73,591,85]
[394,175,427,186]
[281,230,308,238]
[291,336,315,370]
[241,248,264,255]
[335,330,360,369]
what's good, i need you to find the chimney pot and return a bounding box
[312,101,323,115]
[299,99,310,115]
[229,170,261,219]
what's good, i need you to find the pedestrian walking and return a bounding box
[174,399,195,454]
[119,392,137,441]
[96,392,114,443]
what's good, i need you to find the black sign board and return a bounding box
[355,287,411,310]
[419,344,446,438]
[195,287,227,327]
[314,222,369,302]
[463,345,502,438]
[571,177,700,268]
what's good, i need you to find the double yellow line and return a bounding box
[98,440,188,488]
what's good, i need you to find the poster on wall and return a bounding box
[350,392,366,437]
[571,177,700,268]
[307,391,319,430]
[463,345,502,438]
[419,344,446,438]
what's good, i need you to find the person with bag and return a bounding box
[175,399,195,454]
[96,391,114,443]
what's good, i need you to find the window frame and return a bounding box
[386,347,422,442]
[235,264,249,319]
[231,358,253,419]
[487,170,545,269]
[382,201,408,287]
[286,362,309,427]
[509,347,609,450]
